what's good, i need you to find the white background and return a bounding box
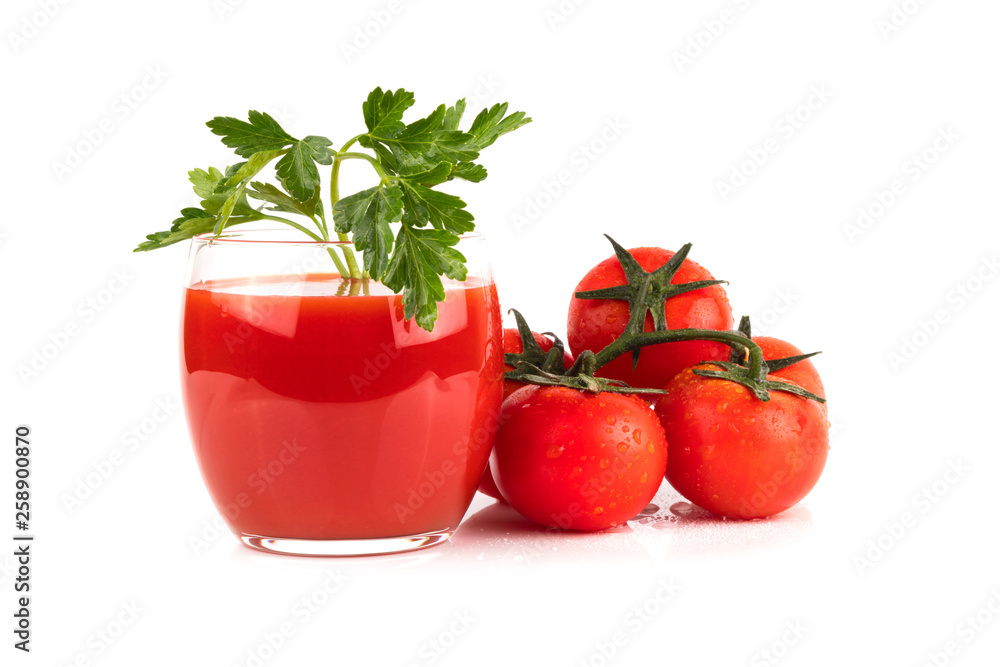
[2,0,999,665]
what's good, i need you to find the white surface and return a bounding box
[2,1,999,665]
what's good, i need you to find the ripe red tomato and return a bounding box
[755,336,827,415]
[490,385,668,531]
[654,364,829,519]
[568,247,734,390]
[478,328,575,502]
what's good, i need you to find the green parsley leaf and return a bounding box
[134,208,217,251]
[452,162,488,183]
[189,166,254,216]
[383,227,467,331]
[467,103,532,150]
[275,136,335,202]
[206,111,295,158]
[333,185,403,278]
[399,180,474,233]
[362,87,415,136]
[247,181,321,218]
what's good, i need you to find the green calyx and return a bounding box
[575,234,727,369]
[707,315,826,403]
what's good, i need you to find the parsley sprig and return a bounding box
[135,87,530,330]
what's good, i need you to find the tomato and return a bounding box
[490,385,668,531]
[756,336,827,415]
[568,247,734,390]
[478,328,575,502]
[502,328,574,401]
[654,364,829,519]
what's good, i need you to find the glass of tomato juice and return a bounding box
[180,230,503,556]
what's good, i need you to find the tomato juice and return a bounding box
[181,274,502,542]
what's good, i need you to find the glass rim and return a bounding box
[191,229,487,246]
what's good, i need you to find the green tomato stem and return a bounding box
[591,327,765,381]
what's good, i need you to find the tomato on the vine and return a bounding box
[478,327,575,502]
[568,246,734,390]
[654,364,829,519]
[501,327,574,401]
[490,385,668,531]
[756,336,827,415]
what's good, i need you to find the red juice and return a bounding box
[181,274,502,540]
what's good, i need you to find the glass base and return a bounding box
[238,530,453,557]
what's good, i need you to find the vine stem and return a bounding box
[590,328,765,382]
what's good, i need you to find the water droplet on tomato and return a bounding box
[640,472,648,484]
[617,442,629,454]
[606,415,617,425]
[709,424,720,433]
[622,425,630,433]
[594,506,605,515]
[599,458,610,469]
[633,429,642,444]
[546,444,564,458]
[716,401,728,413]
[646,442,656,454]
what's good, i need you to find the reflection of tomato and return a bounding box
[491,385,668,531]
[654,365,829,519]
[756,337,827,415]
[568,247,734,390]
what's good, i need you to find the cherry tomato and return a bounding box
[478,329,575,502]
[491,385,668,531]
[756,336,827,415]
[568,247,734,390]
[654,364,829,519]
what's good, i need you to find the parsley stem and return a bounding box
[258,214,325,242]
[339,152,389,179]
[330,151,363,280]
[325,246,349,277]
